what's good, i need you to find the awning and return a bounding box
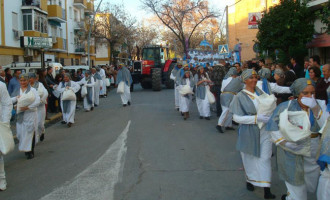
[307,33,330,48]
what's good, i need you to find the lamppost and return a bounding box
[87,0,104,68]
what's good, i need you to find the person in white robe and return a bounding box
[217,67,243,133]
[56,73,80,127]
[194,66,212,120]
[179,70,195,120]
[116,64,133,107]
[267,78,328,200]
[170,62,183,110]
[29,73,48,142]
[11,73,40,159]
[77,70,95,112]
[99,66,107,97]
[0,81,12,191]
[91,68,102,107]
[230,69,276,199]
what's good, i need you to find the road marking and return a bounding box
[40,121,131,200]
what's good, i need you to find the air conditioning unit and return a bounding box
[52,36,57,44]
[13,30,19,40]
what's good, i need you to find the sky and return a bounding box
[98,0,228,23]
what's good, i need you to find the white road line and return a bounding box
[40,120,131,200]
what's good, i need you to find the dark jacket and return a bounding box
[315,78,330,104]
[292,63,305,78]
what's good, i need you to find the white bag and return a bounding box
[117,81,125,94]
[206,87,215,104]
[179,85,194,95]
[81,85,87,97]
[243,90,277,129]
[105,78,111,87]
[0,122,15,155]
[17,91,36,114]
[279,101,311,142]
[62,89,76,101]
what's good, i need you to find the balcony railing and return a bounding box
[75,45,86,53]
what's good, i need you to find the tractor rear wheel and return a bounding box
[152,68,162,91]
[165,63,175,89]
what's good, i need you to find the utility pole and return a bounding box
[226,5,229,45]
[87,0,104,68]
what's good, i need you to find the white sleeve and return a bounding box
[40,84,48,103]
[233,114,257,125]
[0,83,13,123]
[70,81,81,93]
[86,77,95,87]
[56,84,65,93]
[76,78,85,85]
[269,83,291,94]
[270,131,285,145]
[170,70,176,80]
[316,100,329,127]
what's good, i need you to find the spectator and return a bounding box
[314,64,329,103]
[4,68,12,85]
[306,55,322,78]
[209,60,226,117]
[46,67,57,113]
[304,58,310,74]
[309,66,322,84]
[8,69,21,96]
[290,56,304,78]
[234,62,242,76]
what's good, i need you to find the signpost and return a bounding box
[218,44,229,56]
[248,12,262,29]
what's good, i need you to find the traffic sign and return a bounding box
[218,44,229,55]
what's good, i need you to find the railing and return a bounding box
[75,45,86,53]
[22,0,40,7]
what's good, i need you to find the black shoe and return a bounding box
[127,101,131,106]
[205,117,210,120]
[123,104,127,107]
[67,122,72,128]
[216,125,224,133]
[40,134,45,142]
[246,182,254,191]
[264,187,276,199]
[61,121,66,124]
[281,194,287,200]
[94,104,98,107]
[27,152,34,160]
[226,127,235,130]
[91,107,94,111]
[199,116,204,119]
[181,112,184,116]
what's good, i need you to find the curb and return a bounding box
[45,112,63,125]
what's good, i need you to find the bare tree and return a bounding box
[93,3,136,64]
[135,25,158,60]
[141,0,218,56]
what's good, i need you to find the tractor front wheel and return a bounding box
[152,68,162,91]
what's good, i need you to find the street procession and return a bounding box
[0,0,330,200]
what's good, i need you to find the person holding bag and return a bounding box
[91,68,102,107]
[77,70,95,112]
[29,73,48,142]
[217,67,243,133]
[56,73,80,127]
[11,73,40,160]
[194,66,212,120]
[116,64,133,107]
[179,70,195,120]
[267,78,328,200]
[229,69,276,199]
[0,81,13,191]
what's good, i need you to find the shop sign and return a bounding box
[21,37,52,49]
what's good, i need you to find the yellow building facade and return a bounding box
[227,0,279,61]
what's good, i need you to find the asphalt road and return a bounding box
[0,85,317,200]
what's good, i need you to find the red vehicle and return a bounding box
[132,45,176,91]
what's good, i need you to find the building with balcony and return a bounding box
[0,0,96,66]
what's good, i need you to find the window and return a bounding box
[59,28,63,38]
[70,32,74,44]
[74,10,78,22]
[69,7,72,19]
[12,12,18,30]
[51,26,57,37]
[23,13,33,31]
[34,12,47,33]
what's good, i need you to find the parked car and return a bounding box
[3,62,63,78]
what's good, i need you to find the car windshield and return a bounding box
[142,48,160,61]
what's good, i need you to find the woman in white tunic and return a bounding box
[217,67,243,133]
[56,73,80,127]
[116,64,133,106]
[29,73,48,142]
[91,68,102,107]
[11,73,40,159]
[229,69,276,199]
[194,66,212,120]
[179,70,195,120]
[77,70,95,112]
[99,66,107,97]
[0,81,12,191]
[267,78,327,200]
[170,62,183,111]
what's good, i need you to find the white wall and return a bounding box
[4,0,22,48]
[96,42,108,58]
